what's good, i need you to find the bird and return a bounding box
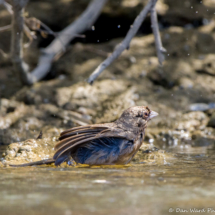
[10,106,158,167]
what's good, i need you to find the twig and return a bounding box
[25,18,65,50]
[23,24,37,48]
[87,0,157,84]
[2,0,35,48]
[87,0,165,84]
[10,0,107,85]
[45,0,107,56]
[37,28,86,39]
[84,46,109,57]
[150,3,166,65]
[3,1,13,14]
[24,18,85,51]
[0,49,9,59]
[11,0,30,84]
[0,25,11,32]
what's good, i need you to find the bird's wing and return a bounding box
[55,124,112,151]
[53,124,136,165]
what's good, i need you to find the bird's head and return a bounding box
[117,106,158,129]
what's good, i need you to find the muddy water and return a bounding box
[0,145,215,215]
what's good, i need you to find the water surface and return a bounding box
[0,145,215,215]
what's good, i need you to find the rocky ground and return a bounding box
[0,0,215,166]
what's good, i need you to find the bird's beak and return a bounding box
[148,110,158,120]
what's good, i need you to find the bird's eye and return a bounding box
[144,112,148,117]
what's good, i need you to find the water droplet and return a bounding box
[129,56,136,63]
[203,18,209,25]
[58,74,66,80]
[93,180,108,183]
[149,139,154,143]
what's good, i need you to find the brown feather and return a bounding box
[55,131,99,150]
[60,125,91,136]
[54,134,96,159]
[55,126,110,150]
[54,136,97,160]
[59,127,108,141]
[60,125,109,136]
[55,125,111,151]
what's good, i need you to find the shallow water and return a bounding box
[0,145,215,215]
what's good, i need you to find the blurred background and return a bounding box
[0,0,215,145]
[1,1,215,215]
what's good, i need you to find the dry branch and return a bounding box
[23,24,37,48]
[0,49,8,59]
[11,0,30,83]
[88,0,166,84]
[150,3,166,65]
[2,1,13,14]
[10,0,107,85]
[0,25,11,32]
[2,1,35,46]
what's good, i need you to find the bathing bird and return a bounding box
[10,106,158,167]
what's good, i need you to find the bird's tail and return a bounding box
[9,158,55,167]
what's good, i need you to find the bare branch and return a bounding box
[0,49,8,59]
[39,25,86,39]
[3,0,35,48]
[24,18,85,51]
[10,0,107,85]
[87,0,157,84]
[45,0,107,55]
[150,2,166,65]
[23,24,37,48]
[0,25,11,32]
[3,1,13,14]
[11,0,31,84]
